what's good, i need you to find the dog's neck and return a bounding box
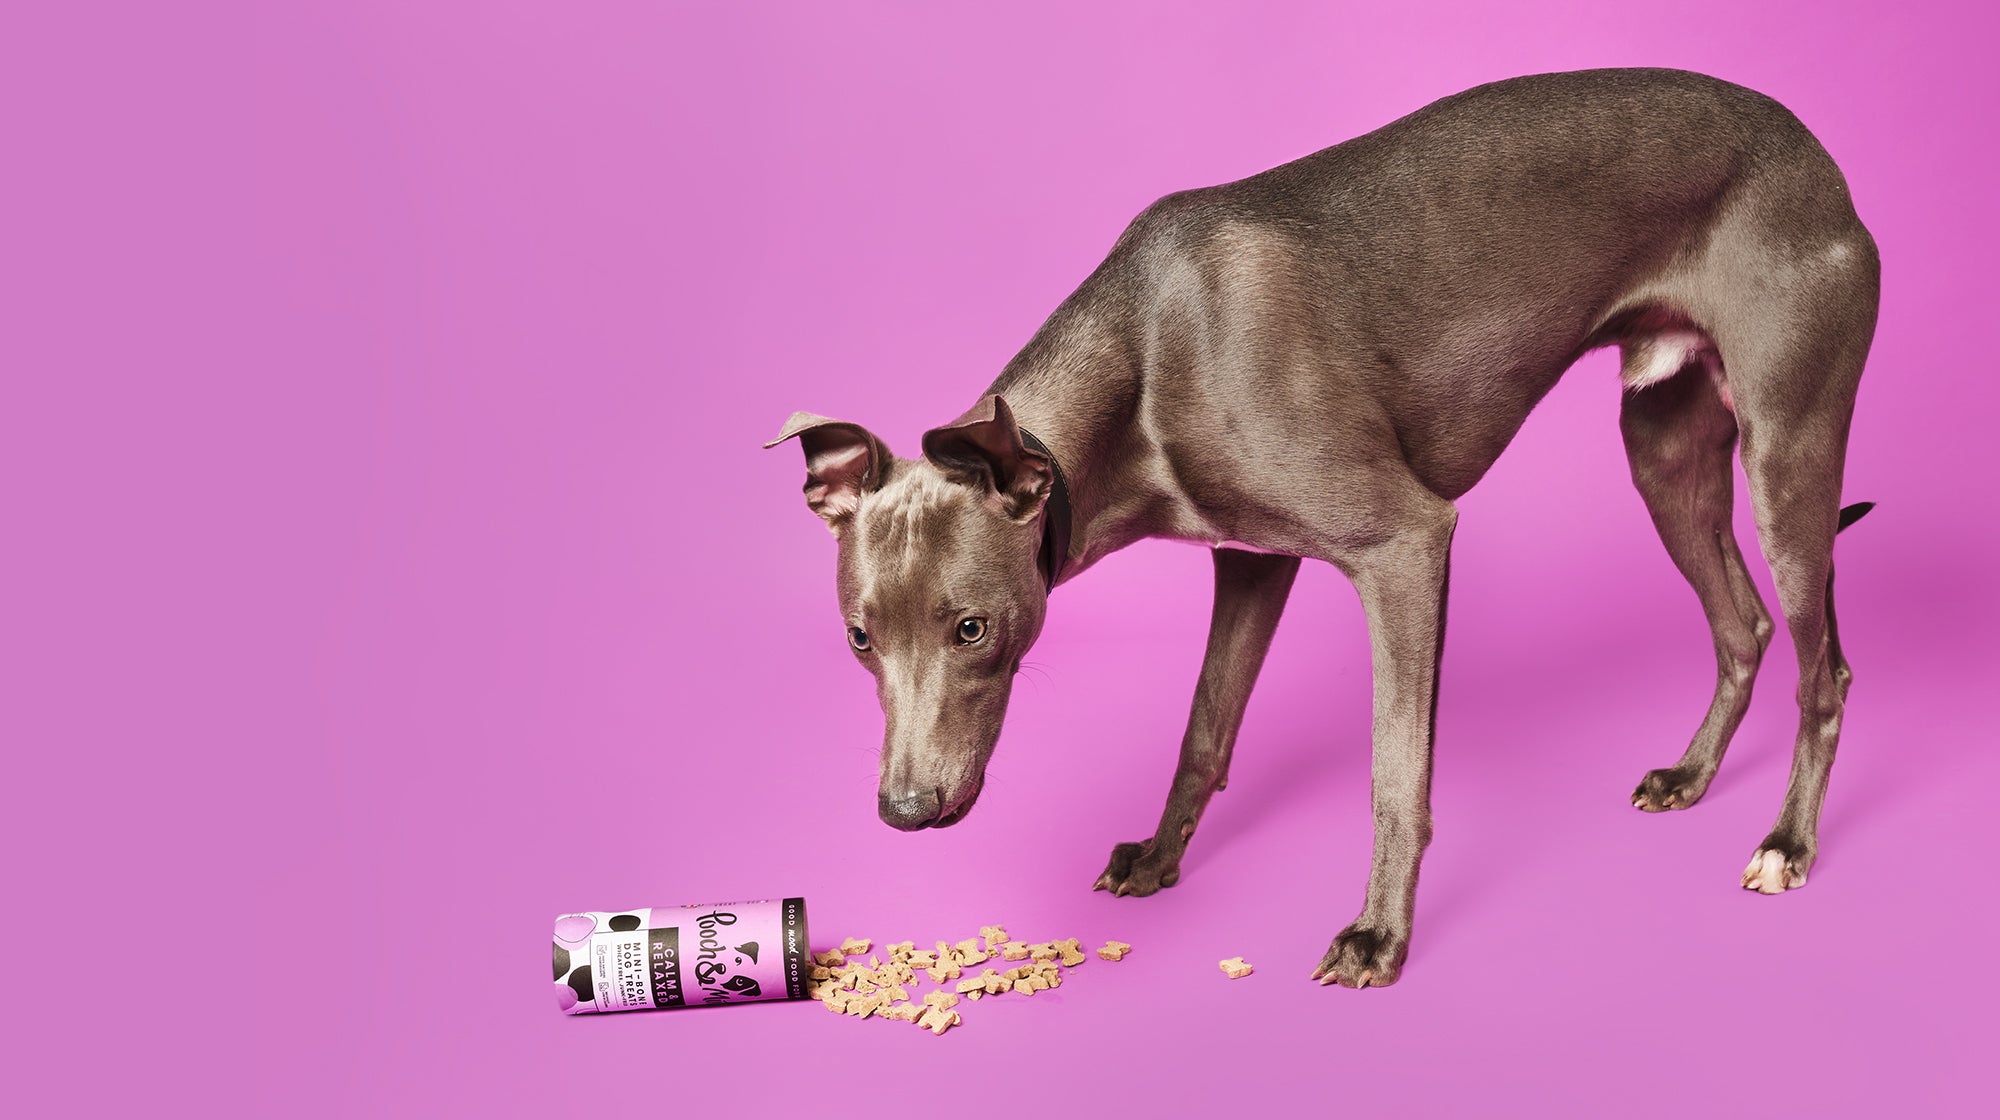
[980,288,1184,587]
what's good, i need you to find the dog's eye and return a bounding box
[956,617,987,644]
[848,627,871,652]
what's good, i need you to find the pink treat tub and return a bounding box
[553,898,811,1014]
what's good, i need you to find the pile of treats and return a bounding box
[806,927,1134,1036]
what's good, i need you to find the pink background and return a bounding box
[8,1,1996,1115]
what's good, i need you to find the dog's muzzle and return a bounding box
[878,777,984,831]
[878,789,943,831]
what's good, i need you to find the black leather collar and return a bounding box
[1017,427,1071,593]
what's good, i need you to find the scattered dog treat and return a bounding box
[1219,957,1254,979]
[786,927,1137,1037]
[917,1004,962,1035]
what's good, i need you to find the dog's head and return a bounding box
[766,395,1056,831]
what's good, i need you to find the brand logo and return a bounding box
[691,910,764,1003]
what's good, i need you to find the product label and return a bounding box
[553,897,810,1015]
[649,926,684,1008]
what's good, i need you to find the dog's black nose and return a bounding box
[878,789,941,831]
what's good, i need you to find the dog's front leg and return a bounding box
[1314,503,1456,988]
[1095,547,1300,896]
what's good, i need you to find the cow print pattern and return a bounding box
[552,910,649,1014]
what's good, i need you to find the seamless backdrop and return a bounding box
[6,1,1996,1116]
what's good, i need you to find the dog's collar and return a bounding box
[1018,427,1071,593]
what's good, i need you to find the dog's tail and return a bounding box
[1825,501,1873,694]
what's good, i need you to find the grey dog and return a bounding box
[768,68,1877,987]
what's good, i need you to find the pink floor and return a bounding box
[13,2,1995,1116]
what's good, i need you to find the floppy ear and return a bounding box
[763,412,892,531]
[920,395,1053,522]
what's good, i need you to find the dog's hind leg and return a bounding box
[1620,349,1775,811]
[1095,548,1300,896]
[1718,233,1878,894]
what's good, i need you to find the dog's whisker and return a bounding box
[1016,662,1056,693]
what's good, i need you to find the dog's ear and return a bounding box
[764,412,892,531]
[921,395,1053,522]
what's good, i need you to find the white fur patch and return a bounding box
[1213,539,1290,556]
[1741,848,1806,894]
[1620,329,1716,392]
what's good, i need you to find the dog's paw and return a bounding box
[1092,840,1181,897]
[1741,838,1812,894]
[1631,765,1710,811]
[1310,923,1408,989]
